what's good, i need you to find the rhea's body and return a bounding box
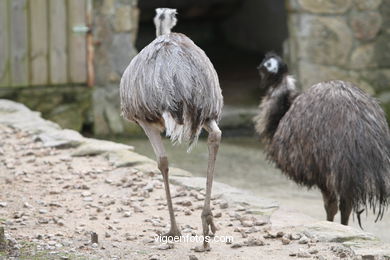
[120,32,222,146]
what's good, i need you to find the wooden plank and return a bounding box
[49,0,67,84]
[0,0,10,87]
[10,0,29,86]
[68,0,87,83]
[30,0,48,85]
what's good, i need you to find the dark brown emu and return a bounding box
[254,53,390,226]
[120,8,223,250]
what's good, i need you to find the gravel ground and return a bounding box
[0,124,371,259]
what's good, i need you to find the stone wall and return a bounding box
[285,0,390,108]
[0,86,92,132]
[92,0,143,136]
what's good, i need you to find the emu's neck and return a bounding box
[255,76,300,143]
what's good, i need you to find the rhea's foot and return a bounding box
[161,225,182,239]
[201,211,217,237]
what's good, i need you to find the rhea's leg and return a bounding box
[339,197,353,225]
[138,121,181,237]
[321,189,338,222]
[200,120,221,249]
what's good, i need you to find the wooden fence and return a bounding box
[0,0,90,87]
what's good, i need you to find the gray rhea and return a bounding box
[120,8,223,249]
[255,53,390,226]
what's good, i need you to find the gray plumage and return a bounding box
[255,53,390,226]
[119,9,223,247]
[120,8,223,147]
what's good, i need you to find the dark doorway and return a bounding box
[136,0,288,106]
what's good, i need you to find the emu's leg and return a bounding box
[321,189,338,222]
[138,121,181,237]
[200,120,221,250]
[339,197,353,225]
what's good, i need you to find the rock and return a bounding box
[355,0,382,10]
[297,249,311,258]
[47,240,56,246]
[81,191,92,197]
[214,211,222,218]
[241,221,253,227]
[176,200,192,207]
[123,211,132,218]
[299,235,309,244]
[301,221,377,242]
[350,44,376,69]
[36,129,85,148]
[290,233,302,240]
[350,11,382,40]
[243,237,265,247]
[297,16,353,66]
[0,202,7,207]
[114,6,135,32]
[282,237,291,245]
[219,200,229,209]
[38,209,48,214]
[298,61,375,95]
[149,255,159,260]
[188,255,198,260]
[107,150,154,168]
[71,139,134,157]
[298,0,352,14]
[231,242,243,248]
[156,243,174,250]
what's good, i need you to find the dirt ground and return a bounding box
[0,124,358,259]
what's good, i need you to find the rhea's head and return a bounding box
[154,8,178,37]
[257,52,288,90]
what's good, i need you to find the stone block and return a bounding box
[298,0,352,14]
[350,11,382,40]
[297,15,353,67]
[350,44,377,69]
[298,61,375,94]
[114,6,133,32]
[354,0,382,10]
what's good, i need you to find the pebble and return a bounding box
[81,191,92,197]
[188,255,198,260]
[39,209,48,214]
[244,237,265,247]
[298,235,309,244]
[123,211,132,218]
[0,202,7,207]
[133,205,144,213]
[149,255,159,260]
[214,211,222,218]
[290,233,302,240]
[231,242,243,248]
[241,220,253,227]
[281,237,291,245]
[156,243,174,250]
[297,249,311,258]
[219,200,229,209]
[47,240,56,246]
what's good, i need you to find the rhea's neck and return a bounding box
[156,26,171,37]
[256,75,300,142]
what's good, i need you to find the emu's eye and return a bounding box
[264,58,278,73]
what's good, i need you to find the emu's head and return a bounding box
[154,8,177,37]
[257,52,288,90]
